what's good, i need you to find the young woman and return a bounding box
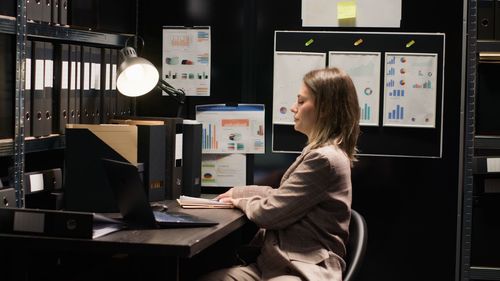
[200,67,360,281]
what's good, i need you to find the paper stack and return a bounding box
[177,195,234,209]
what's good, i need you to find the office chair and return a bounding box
[343,209,368,281]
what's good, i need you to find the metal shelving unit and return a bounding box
[1,6,132,207]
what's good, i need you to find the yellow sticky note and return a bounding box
[337,1,356,20]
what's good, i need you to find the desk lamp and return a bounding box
[116,46,186,116]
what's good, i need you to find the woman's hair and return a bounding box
[303,67,360,162]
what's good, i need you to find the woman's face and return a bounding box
[291,83,317,138]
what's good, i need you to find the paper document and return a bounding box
[177,195,234,209]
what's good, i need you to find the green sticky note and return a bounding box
[337,1,356,20]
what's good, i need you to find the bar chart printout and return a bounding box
[383,52,438,128]
[196,104,265,154]
[328,51,381,126]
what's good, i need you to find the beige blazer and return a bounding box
[232,144,352,281]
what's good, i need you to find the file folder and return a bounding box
[65,124,138,212]
[32,41,45,137]
[42,41,54,136]
[24,40,33,137]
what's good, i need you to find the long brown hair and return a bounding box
[303,67,360,162]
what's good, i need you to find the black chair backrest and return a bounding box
[343,209,368,281]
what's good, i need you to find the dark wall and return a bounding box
[138,1,464,280]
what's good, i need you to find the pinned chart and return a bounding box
[329,51,381,126]
[383,52,438,128]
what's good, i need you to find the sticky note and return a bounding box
[337,1,356,20]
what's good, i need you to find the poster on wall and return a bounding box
[273,51,326,124]
[196,104,265,154]
[382,52,438,128]
[201,154,246,187]
[329,51,381,126]
[162,26,211,96]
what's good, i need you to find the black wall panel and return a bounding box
[138,1,463,280]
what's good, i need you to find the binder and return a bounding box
[57,44,70,134]
[478,0,495,40]
[59,0,68,26]
[0,33,14,139]
[51,0,59,25]
[0,207,94,239]
[42,0,51,24]
[81,46,92,124]
[182,120,202,197]
[90,47,102,124]
[495,0,500,39]
[0,1,15,17]
[138,124,167,202]
[42,41,54,136]
[0,188,16,208]
[24,168,63,209]
[31,41,45,137]
[112,117,184,200]
[110,48,118,118]
[68,44,81,124]
[25,40,33,137]
[75,45,82,123]
[102,48,112,123]
[26,0,43,23]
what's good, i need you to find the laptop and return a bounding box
[101,158,218,228]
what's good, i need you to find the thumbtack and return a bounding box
[406,40,415,48]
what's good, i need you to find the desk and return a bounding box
[0,201,248,281]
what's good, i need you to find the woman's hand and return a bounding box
[214,188,233,203]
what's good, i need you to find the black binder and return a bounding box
[26,0,43,23]
[182,120,202,197]
[42,41,54,136]
[59,0,68,26]
[0,207,94,239]
[0,33,14,139]
[32,41,45,137]
[0,0,15,16]
[51,0,59,25]
[102,48,112,123]
[24,40,33,137]
[90,47,101,124]
[42,0,51,24]
[478,0,495,40]
[110,48,118,118]
[68,44,81,124]
[0,188,16,208]
[81,46,92,124]
[56,44,70,134]
[138,125,167,202]
[112,117,184,200]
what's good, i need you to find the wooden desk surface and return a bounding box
[0,201,247,258]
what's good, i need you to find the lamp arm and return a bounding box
[157,79,186,117]
[157,79,186,104]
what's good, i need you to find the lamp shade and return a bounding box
[116,47,159,97]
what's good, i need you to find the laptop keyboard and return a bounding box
[153,211,193,223]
